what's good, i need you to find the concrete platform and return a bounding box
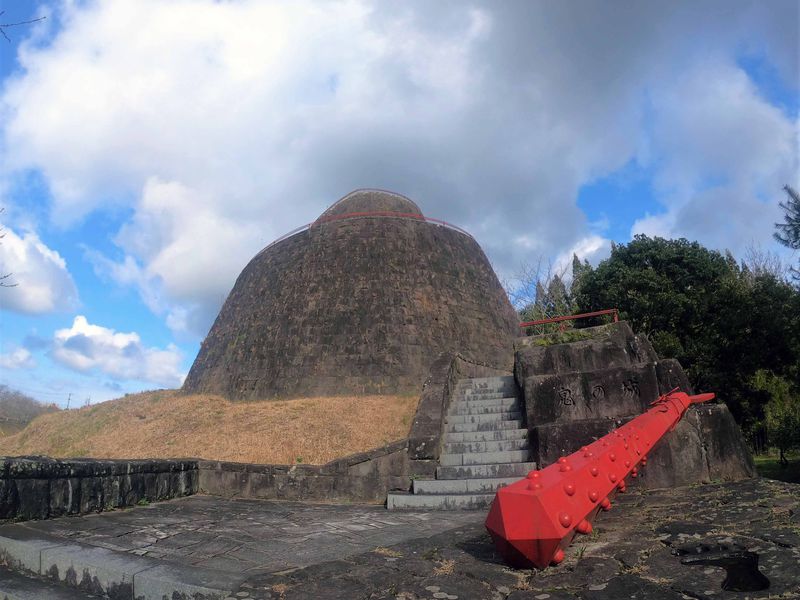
[0,495,477,599]
[0,478,797,599]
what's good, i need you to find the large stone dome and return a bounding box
[319,189,422,218]
[183,189,520,399]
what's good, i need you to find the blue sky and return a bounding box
[0,0,797,406]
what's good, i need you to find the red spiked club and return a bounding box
[484,389,715,569]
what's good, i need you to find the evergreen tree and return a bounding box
[775,185,800,279]
[571,253,592,299]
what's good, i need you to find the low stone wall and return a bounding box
[0,457,198,522]
[198,439,410,503]
[407,353,512,479]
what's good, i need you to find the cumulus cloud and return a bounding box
[632,60,798,251]
[1,0,797,335]
[0,347,36,370]
[52,316,185,387]
[0,225,78,314]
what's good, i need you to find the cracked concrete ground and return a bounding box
[4,478,799,599]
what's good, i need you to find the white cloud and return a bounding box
[1,1,797,336]
[0,347,36,370]
[554,235,613,277]
[632,60,799,253]
[0,225,78,314]
[52,316,185,387]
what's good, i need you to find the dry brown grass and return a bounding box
[0,390,419,465]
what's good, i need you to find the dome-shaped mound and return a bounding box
[319,189,422,219]
[183,190,519,400]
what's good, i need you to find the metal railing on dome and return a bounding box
[255,210,475,257]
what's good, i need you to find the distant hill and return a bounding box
[0,386,59,436]
[0,390,418,464]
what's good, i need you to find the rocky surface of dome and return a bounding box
[183,190,519,399]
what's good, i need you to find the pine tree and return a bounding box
[775,185,800,279]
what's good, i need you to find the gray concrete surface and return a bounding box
[1,478,798,599]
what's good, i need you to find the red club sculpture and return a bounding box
[485,388,715,569]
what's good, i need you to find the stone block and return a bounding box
[0,479,20,520]
[48,478,80,518]
[655,358,693,394]
[528,412,711,489]
[241,472,273,498]
[15,479,50,521]
[514,321,658,381]
[40,542,155,598]
[528,418,624,468]
[0,525,67,574]
[523,364,659,426]
[77,478,101,514]
[636,410,710,489]
[695,403,756,481]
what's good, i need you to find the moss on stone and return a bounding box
[526,323,615,347]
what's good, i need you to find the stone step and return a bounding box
[454,397,519,411]
[457,390,517,401]
[439,449,530,466]
[447,420,523,433]
[412,477,519,495]
[446,411,521,425]
[457,376,515,386]
[387,492,495,510]
[0,565,95,600]
[0,525,246,600]
[444,428,528,443]
[443,438,528,454]
[451,401,520,416]
[436,462,537,480]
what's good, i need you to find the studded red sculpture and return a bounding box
[485,388,715,569]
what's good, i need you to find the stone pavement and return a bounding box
[8,495,479,574]
[0,478,798,599]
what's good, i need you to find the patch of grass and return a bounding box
[0,390,420,465]
[753,452,800,484]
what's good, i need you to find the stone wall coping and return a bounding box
[0,456,198,479]
[196,438,409,475]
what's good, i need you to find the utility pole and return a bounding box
[66,393,71,410]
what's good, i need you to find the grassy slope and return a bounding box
[0,390,419,465]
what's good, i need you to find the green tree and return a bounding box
[775,185,800,279]
[751,371,800,466]
[574,235,800,433]
[571,253,592,300]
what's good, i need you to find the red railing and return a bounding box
[519,308,619,331]
[255,210,474,258]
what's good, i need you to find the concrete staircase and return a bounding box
[388,376,534,509]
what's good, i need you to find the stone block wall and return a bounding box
[0,457,198,522]
[184,213,519,400]
[198,440,410,503]
[516,321,755,488]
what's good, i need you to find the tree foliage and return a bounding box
[0,385,58,424]
[573,235,800,436]
[751,371,800,465]
[775,184,800,279]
